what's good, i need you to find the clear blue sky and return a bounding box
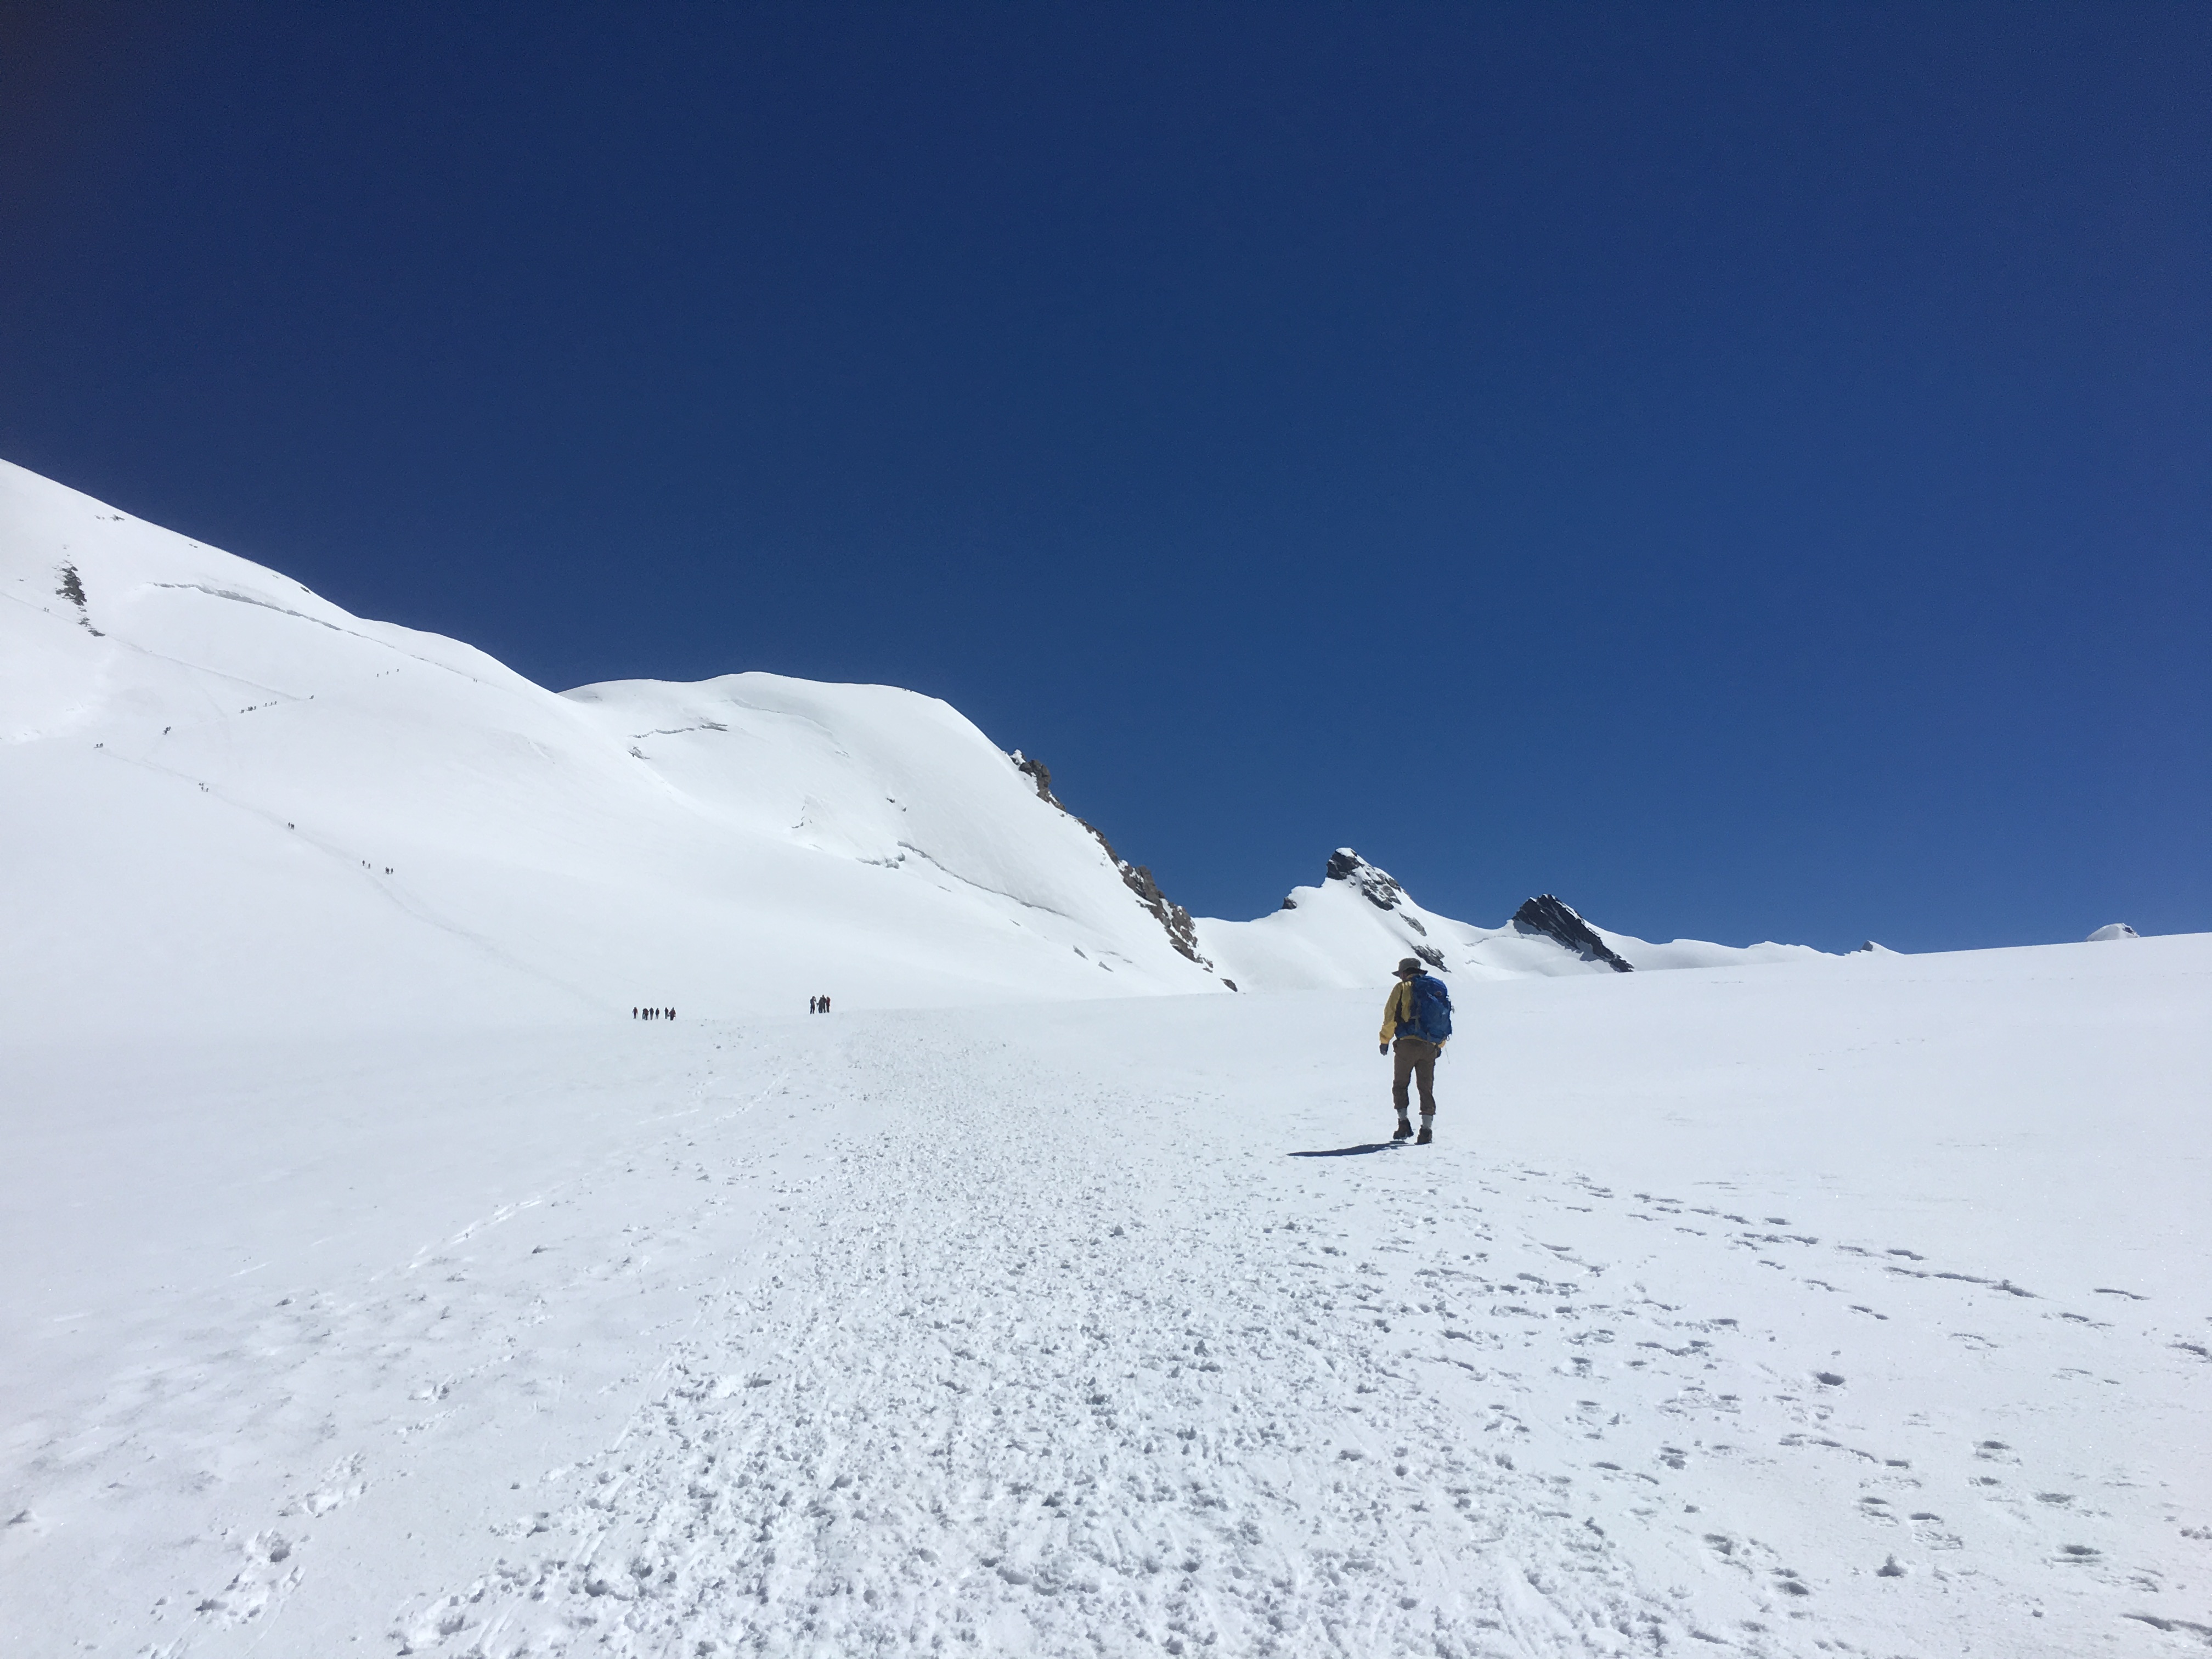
[4,3,2205,951]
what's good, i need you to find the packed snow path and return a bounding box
[432,1024,1679,1658]
[5,946,2209,1657]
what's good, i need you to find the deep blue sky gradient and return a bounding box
[4,2,2205,950]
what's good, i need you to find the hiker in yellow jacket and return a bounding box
[1379,956,1446,1144]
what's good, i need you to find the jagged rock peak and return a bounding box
[1513,894,1634,973]
[1324,848,1407,913]
[1007,751,1210,969]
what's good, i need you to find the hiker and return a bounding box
[820,995,831,1014]
[809,996,819,1014]
[1379,956,1452,1144]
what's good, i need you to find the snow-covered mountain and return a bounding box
[3,455,1832,1037]
[1197,848,1835,990]
[0,458,1229,1040]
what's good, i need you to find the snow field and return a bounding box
[4,937,2207,1657]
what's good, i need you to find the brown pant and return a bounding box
[1391,1036,1440,1116]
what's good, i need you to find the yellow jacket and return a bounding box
[1380,979,1421,1046]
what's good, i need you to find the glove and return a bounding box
[1379,1042,1389,1056]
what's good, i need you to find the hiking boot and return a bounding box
[1392,1115,1413,1141]
[1415,1118,1434,1146]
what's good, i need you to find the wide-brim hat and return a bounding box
[1396,957,1422,976]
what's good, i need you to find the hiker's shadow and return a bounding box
[1288,1142,1398,1158]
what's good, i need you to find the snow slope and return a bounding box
[1199,850,1836,991]
[0,458,1222,1042]
[3,934,2206,1657]
[3,455,1860,1041]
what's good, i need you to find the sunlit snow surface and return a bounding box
[5,941,2208,1657]
[5,459,2210,1656]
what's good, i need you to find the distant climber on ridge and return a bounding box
[1378,956,1452,1145]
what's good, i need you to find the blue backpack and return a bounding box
[1408,973,1453,1043]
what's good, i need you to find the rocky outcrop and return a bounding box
[1105,848,1209,966]
[1304,857,1627,978]
[1011,751,1060,807]
[1513,894,1634,972]
[55,561,101,635]
[1324,848,1408,912]
[1305,850,1452,973]
[1010,751,1212,969]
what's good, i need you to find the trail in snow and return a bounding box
[405,1023,1671,1658]
[5,949,2208,1658]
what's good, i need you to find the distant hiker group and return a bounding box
[1378,956,1452,1145]
[634,1006,674,1020]
[808,995,833,1014]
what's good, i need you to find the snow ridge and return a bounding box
[1194,850,1837,992]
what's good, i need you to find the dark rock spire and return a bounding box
[1513,894,1634,972]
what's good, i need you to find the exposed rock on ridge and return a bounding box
[55,561,101,635]
[1009,751,1212,969]
[1013,752,1059,807]
[1325,848,1409,913]
[1514,894,1634,972]
[1315,849,1447,972]
[1203,842,1848,991]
